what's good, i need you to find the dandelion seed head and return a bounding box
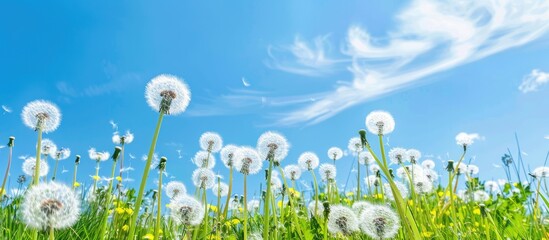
[165,181,187,200]
[532,166,549,178]
[307,201,324,217]
[484,181,499,193]
[169,195,204,226]
[406,149,421,163]
[474,190,490,202]
[457,190,472,202]
[327,205,359,236]
[88,148,110,161]
[456,163,468,175]
[228,196,241,210]
[199,132,223,153]
[347,137,363,153]
[220,144,239,168]
[233,147,263,175]
[212,182,229,197]
[359,205,400,239]
[369,164,381,173]
[466,164,479,175]
[257,131,289,161]
[21,182,80,230]
[21,100,61,133]
[191,168,216,189]
[365,175,381,187]
[352,201,372,216]
[40,139,57,156]
[384,181,409,201]
[145,74,191,115]
[358,151,374,165]
[423,168,439,182]
[365,111,395,135]
[55,148,71,160]
[113,130,134,145]
[298,152,320,171]
[248,199,261,212]
[249,232,263,240]
[23,157,49,177]
[284,164,302,180]
[192,151,216,169]
[319,163,337,181]
[421,159,435,169]
[327,147,343,161]
[455,132,479,147]
[388,148,407,164]
[413,176,433,194]
[270,176,283,192]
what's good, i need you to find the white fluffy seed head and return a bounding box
[55,148,71,160]
[388,148,407,164]
[358,151,375,165]
[145,74,191,115]
[40,139,57,156]
[307,201,325,217]
[169,195,204,226]
[23,157,49,177]
[369,164,381,173]
[298,152,320,171]
[21,100,62,133]
[21,182,80,230]
[533,166,549,178]
[384,181,409,201]
[248,199,261,212]
[365,111,395,135]
[88,148,110,161]
[484,181,499,193]
[352,201,372,216]
[455,132,479,147]
[220,144,239,168]
[406,149,421,163]
[456,163,468,175]
[192,151,216,169]
[199,132,223,153]
[192,168,216,189]
[257,131,290,162]
[327,205,359,236]
[212,182,229,197]
[423,168,439,182]
[467,164,479,175]
[165,181,187,200]
[327,147,343,161]
[365,175,381,187]
[270,176,283,192]
[347,137,363,153]
[113,130,134,145]
[284,165,302,180]
[359,205,400,239]
[421,159,435,169]
[413,176,433,194]
[474,190,490,202]
[233,147,263,175]
[319,163,337,181]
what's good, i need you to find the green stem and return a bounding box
[154,170,163,240]
[311,170,320,215]
[72,164,78,191]
[31,127,43,240]
[52,158,60,181]
[127,112,165,239]
[49,225,54,240]
[1,144,13,195]
[99,159,118,239]
[357,152,361,201]
[243,174,248,240]
[262,159,274,239]
[93,160,100,191]
[223,167,233,219]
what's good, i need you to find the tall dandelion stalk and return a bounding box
[154,157,167,240]
[1,137,15,195]
[128,74,191,239]
[99,147,122,239]
[71,155,81,190]
[234,147,262,240]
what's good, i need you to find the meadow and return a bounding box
[0,74,547,240]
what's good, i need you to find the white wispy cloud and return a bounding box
[518,69,549,93]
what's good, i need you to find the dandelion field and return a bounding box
[0,74,547,240]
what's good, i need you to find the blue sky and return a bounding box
[1,0,549,200]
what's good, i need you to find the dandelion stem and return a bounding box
[31,127,43,240]
[52,157,60,181]
[243,174,248,240]
[223,166,233,219]
[1,138,14,197]
[49,225,54,240]
[154,168,163,240]
[311,170,320,215]
[128,112,165,239]
[357,152,361,200]
[262,158,274,240]
[72,162,78,191]
[99,157,118,239]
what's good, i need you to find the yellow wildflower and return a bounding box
[73,182,81,187]
[277,200,283,208]
[288,188,300,198]
[115,207,125,215]
[143,233,154,239]
[408,200,414,206]
[208,204,218,213]
[116,176,122,182]
[122,225,129,231]
[473,208,481,215]
[346,192,354,197]
[422,232,434,237]
[125,208,134,215]
[92,175,100,181]
[231,219,240,225]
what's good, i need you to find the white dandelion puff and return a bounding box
[347,137,363,153]
[406,149,421,163]
[319,163,337,181]
[327,205,359,236]
[532,166,549,178]
[21,100,62,133]
[55,148,71,160]
[113,130,134,145]
[248,199,261,212]
[369,164,381,173]
[327,147,343,161]
[192,168,216,189]
[365,111,395,135]
[212,182,229,197]
[467,164,479,175]
[474,190,490,202]
[21,182,80,230]
[307,201,325,217]
[249,233,263,240]
[40,139,57,156]
[192,151,216,169]
[359,205,400,239]
[423,169,439,182]
[456,163,468,175]
[484,181,499,193]
[257,131,290,162]
[413,176,433,194]
[169,195,204,226]
[270,176,283,192]
[298,152,320,171]
[233,147,263,175]
[352,201,372,216]
[455,132,480,147]
[384,181,409,201]
[283,165,302,181]
[228,196,241,211]
[365,175,381,187]
[358,151,375,165]
[145,74,191,115]
[220,144,239,168]
[388,148,407,165]
[88,148,110,161]
[23,157,49,177]
[199,132,223,153]
[421,159,435,169]
[165,181,187,200]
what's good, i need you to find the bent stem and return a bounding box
[127,112,165,239]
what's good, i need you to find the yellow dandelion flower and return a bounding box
[143,233,154,239]
[408,200,414,206]
[116,176,122,182]
[422,232,434,237]
[288,188,300,198]
[92,175,100,181]
[474,222,480,227]
[346,192,354,197]
[122,225,129,231]
[208,205,218,213]
[73,182,81,187]
[125,208,134,215]
[437,191,444,197]
[277,200,283,208]
[473,208,481,215]
[430,209,436,216]
[231,219,240,225]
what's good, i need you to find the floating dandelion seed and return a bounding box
[113,130,134,145]
[165,181,187,200]
[169,195,204,226]
[257,131,289,162]
[234,147,263,175]
[23,157,48,177]
[319,163,337,181]
[327,205,359,236]
[406,149,421,163]
[220,144,239,168]
[298,152,320,171]
[21,100,62,133]
[283,165,302,180]
[388,148,407,164]
[359,205,400,239]
[40,139,57,156]
[384,181,409,201]
[21,182,80,230]
[199,132,223,153]
[212,182,229,197]
[327,147,343,161]
[347,137,363,153]
[365,111,395,135]
[474,190,490,202]
[192,151,216,169]
[352,201,372,216]
[532,166,549,178]
[145,74,191,115]
[358,151,374,165]
[421,159,435,169]
[248,199,261,212]
[307,201,325,217]
[192,168,216,189]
